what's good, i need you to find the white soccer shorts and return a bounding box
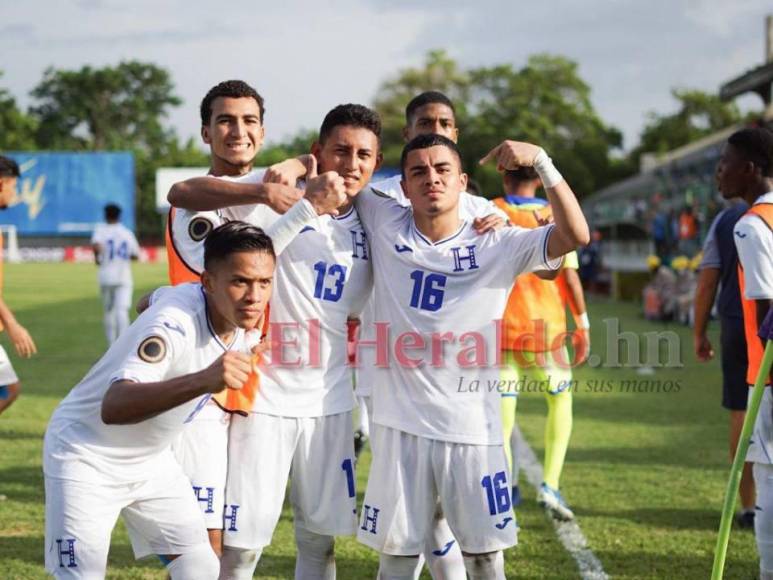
[44,464,210,578]
[0,344,19,386]
[172,409,230,529]
[357,424,517,555]
[224,411,357,550]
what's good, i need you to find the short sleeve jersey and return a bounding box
[355,176,508,397]
[44,283,244,484]
[735,192,773,301]
[90,223,140,286]
[172,176,373,416]
[355,188,559,445]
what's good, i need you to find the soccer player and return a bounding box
[358,90,506,579]
[716,127,773,578]
[165,80,340,560]
[167,104,382,580]
[354,134,588,579]
[43,222,274,579]
[493,167,590,520]
[91,203,140,344]
[693,200,753,528]
[0,155,37,418]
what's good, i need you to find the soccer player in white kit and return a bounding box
[91,203,140,344]
[356,91,507,580]
[43,222,275,579]
[354,134,589,579]
[167,104,383,580]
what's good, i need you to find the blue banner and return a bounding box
[2,152,135,235]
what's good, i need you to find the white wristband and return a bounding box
[576,312,590,329]
[533,148,564,189]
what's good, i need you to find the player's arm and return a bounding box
[91,243,103,265]
[263,154,315,185]
[263,166,347,255]
[0,297,36,358]
[168,176,302,213]
[693,268,720,361]
[560,266,591,363]
[102,350,253,424]
[480,141,589,259]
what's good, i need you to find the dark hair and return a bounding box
[203,221,275,270]
[0,156,20,178]
[504,167,539,185]
[104,203,121,221]
[728,127,773,177]
[200,80,265,126]
[405,91,455,125]
[319,104,382,146]
[400,134,463,178]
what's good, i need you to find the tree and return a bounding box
[630,89,743,163]
[29,62,186,239]
[0,73,38,150]
[30,61,181,152]
[371,52,625,198]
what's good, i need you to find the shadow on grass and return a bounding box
[593,548,756,579]
[0,465,44,503]
[578,506,724,532]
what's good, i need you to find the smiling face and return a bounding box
[202,96,265,176]
[404,103,458,143]
[312,125,382,198]
[202,250,275,332]
[401,144,467,218]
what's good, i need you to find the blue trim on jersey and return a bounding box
[201,287,239,351]
[505,195,548,206]
[333,205,355,221]
[412,221,467,246]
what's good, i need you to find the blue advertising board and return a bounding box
[2,152,135,235]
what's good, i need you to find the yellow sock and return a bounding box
[543,387,573,489]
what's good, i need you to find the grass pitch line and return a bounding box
[514,426,609,580]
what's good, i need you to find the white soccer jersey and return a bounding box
[229,203,373,416]
[355,188,559,445]
[43,283,245,484]
[735,192,773,301]
[355,176,508,397]
[170,170,372,415]
[90,223,140,286]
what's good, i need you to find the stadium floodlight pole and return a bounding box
[712,309,773,580]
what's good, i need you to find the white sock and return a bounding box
[294,523,335,580]
[462,551,505,580]
[218,546,261,580]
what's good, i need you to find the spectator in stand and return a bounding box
[678,205,699,256]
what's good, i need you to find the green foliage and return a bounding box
[372,51,626,198]
[0,73,38,151]
[26,62,201,240]
[255,130,317,166]
[630,89,743,163]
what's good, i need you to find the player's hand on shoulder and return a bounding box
[480,140,542,172]
[201,351,253,392]
[7,322,37,358]
[472,214,507,235]
[304,157,347,216]
[263,155,313,186]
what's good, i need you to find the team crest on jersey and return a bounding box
[188,217,213,242]
[137,335,167,363]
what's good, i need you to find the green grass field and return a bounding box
[0,262,761,578]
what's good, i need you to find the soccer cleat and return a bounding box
[511,485,522,507]
[537,482,574,521]
[353,429,368,460]
[735,510,755,530]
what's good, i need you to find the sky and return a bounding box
[2,0,771,152]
